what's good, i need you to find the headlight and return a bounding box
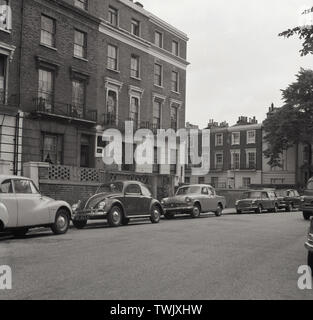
[235,200,240,205]
[72,200,81,212]
[300,196,305,202]
[98,201,106,210]
[185,197,192,204]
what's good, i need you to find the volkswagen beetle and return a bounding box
[161,184,226,219]
[71,180,163,228]
[0,175,72,237]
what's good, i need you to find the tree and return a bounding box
[263,69,313,171]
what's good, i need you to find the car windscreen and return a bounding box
[176,186,201,195]
[275,190,287,197]
[96,182,123,194]
[242,191,262,199]
[307,181,313,190]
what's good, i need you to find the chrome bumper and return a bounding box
[163,205,193,213]
[73,209,108,220]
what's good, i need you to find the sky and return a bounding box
[143,0,313,128]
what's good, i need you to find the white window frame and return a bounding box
[171,70,179,93]
[215,152,223,169]
[107,44,119,71]
[0,1,12,33]
[231,132,240,145]
[154,30,163,48]
[131,19,140,37]
[172,40,179,56]
[104,77,123,125]
[154,63,163,87]
[245,149,256,169]
[215,133,223,146]
[130,54,140,79]
[247,130,256,144]
[231,150,240,170]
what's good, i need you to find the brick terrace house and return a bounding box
[1,0,189,202]
[186,117,263,189]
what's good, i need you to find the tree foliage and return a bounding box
[279,26,313,56]
[263,69,313,166]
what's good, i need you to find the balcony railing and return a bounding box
[33,97,97,122]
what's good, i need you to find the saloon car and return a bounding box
[275,189,301,212]
[300,177,313,220]
[161,184,226,219]
[305,217,313,270]
[0,175,72,237]
[71,180,163,228]
[236,190,280,214]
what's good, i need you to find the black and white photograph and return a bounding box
[0,0,313,307]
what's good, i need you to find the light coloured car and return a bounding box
[0,175,72,237]
[161,184,226,219]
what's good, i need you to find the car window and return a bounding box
[242,191,261,199]
[141,185,152,197]
[201,187,209,195]
[176,186,201,195]
[267,191,276,199]
[125,184,141,195]
[14,180,38,194]
[0,180,13,193]
[262,192,269,199]
[294,190,300,197]
[208,187,215,196]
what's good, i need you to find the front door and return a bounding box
[0,179,18,228]
[13,179,50,227]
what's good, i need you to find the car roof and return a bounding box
[179,184,214,188]
[0,175,31,183]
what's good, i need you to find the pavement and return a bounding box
[0,210,312,300]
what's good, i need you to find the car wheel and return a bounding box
[190,203,201,218]
[255,204,263,214]
[236,210,242,214]
[121,217,130,226]
[107,206,122,227]
[150,205,161,224]
[164,212,175,219]
[12,228,29,238]
[308,251,313,271]
[303,211,312,221]
[286,204,293,213]
[274,204,279,213]
[51,209,70,235]
[73,220,87,229]
[215,204,223,217]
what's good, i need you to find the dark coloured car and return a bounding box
[300,177,313,220]
[305,217,313,270]
[161,184,226,219]
[236,190,279,214]
[275,189,301,212]
[71,181,163,228]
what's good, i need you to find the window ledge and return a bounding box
[107,67,120,73]
[154,84,164,89]
[130,76,141,81]
[40,43,58,52]
[74,55,88,62]
[171,90,180,95]
[0,28,11,34]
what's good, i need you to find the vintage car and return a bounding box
[71,180,163,228]
[0,175,72,237]
[305,217,313,270]
[236,190,280,214]
[160,184,226,219]
[275,189,301,212]
[300,177,313,220]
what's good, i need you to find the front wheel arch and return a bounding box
[0,220,4,232]
[193,201,202,212]
[57,206,71,221]
[110,201,126,218]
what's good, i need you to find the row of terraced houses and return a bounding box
[0,0,189,203]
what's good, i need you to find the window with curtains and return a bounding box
[130,55,140,78]
[74,30,87,59]
[130,97,139,128]
[72,79,85,117]
[41,133,63,165]
[107,45,118,70]
[0,0,12,31]
[154,63,162,86]
[153,100,161,129]
[40,15,55,47]
[38,69,54,112]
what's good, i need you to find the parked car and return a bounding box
[236,190,280,214]
[0,175,72,237]
[71,181,163,228]
[305,217,313,270]
[300,177,313,220]
[275,189,301,212]
[161,184,226,219]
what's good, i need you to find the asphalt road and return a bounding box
[0,210,312,300]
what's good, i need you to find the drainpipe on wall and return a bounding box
[13,112,20,175]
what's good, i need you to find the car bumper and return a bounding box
[236,205,258,212]
[72,209,108,220]
[300,204,313,212]
[163,205,194,213]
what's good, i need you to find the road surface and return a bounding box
[0,210,312,300]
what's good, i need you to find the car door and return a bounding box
[261,192,271,209]
[123,183,145,216]
[200,187,210,212]
[13,179,50,227]
[140,185,153,215]
[0,179,18,228]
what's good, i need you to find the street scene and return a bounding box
[1,0,313,302]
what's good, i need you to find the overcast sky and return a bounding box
[143,0,313,128]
